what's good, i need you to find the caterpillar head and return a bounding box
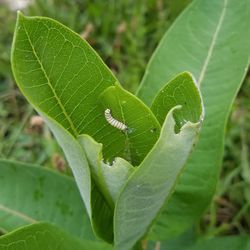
[104,109,111,115]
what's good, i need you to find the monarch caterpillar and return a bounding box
[104,109,128,132]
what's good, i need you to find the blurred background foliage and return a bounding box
[0,0,249,240]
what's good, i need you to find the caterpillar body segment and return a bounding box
[104,109,128,132]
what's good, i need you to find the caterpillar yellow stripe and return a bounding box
[104,109,128,131]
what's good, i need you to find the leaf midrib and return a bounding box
[0,204,36,224]
[22,22,78,137]
[118,96,132,162]
[197,0,228,86]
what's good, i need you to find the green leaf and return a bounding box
[137,0,250,239]
[11,11,114,160]
[11,12,160,165]
[114,106,203,250]
[151,72,203,131]
[0,223,113,250]
[78,134,134,207]
[0,159,94,239]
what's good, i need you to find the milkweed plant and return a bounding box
[1,0,249,250]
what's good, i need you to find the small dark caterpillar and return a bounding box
[104,109,128,131]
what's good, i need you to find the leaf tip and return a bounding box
[17,10,25,20]
[181,71,197,84]
[16,11,31,25]
[181,71,205,123]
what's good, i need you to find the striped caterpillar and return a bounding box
[104,109,128,132]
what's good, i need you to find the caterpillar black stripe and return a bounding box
[104,109,128,131]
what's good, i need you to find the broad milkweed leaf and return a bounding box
[137,0,250,240]
[0,159,94,240]
[0,223,113,250]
